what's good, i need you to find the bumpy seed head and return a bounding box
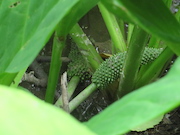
[92,47,163,89]
[141,47,163,65]
[67,44,91,81]
[92,53,126,89]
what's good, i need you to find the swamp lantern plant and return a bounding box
[0,0,180,135]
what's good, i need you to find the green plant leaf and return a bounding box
[85,57,180,135]
[0,72,17,86]
[0,0,99,74]
[102,0,180,55]
[0,85,96,135]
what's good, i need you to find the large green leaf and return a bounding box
[85,57,180,135]
[0,0,99,74]
[101,0,180,55]
[0,85,96,135]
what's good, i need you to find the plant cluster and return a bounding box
[0,0,180,135]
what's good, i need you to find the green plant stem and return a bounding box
[118,19,126,41]
[0,73,17,86]
[127,23,134,45]
[163,0,173,8]
[45,32,65,103]
[69,23,103,72]
[54,76,80,107]
[118,26,149,98]
[135,47,174,88]
[10,68,27,87]
[175,8,180,22]
[98,2,127,53]
[148,36,161,48]
[69,83,97,112]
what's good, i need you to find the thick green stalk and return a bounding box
[69,24,103,71]
[118,26,149,98]
[175,7,180,22]
[127,23,134,45]
[135,47,174,88]
[45,32,65,103]
[98,2,127,53]
[148,36,161,48]
[118,19,126,41]
[54,76,80,107]
[69,83,97,112]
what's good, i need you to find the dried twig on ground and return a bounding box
[61,72,69,113]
